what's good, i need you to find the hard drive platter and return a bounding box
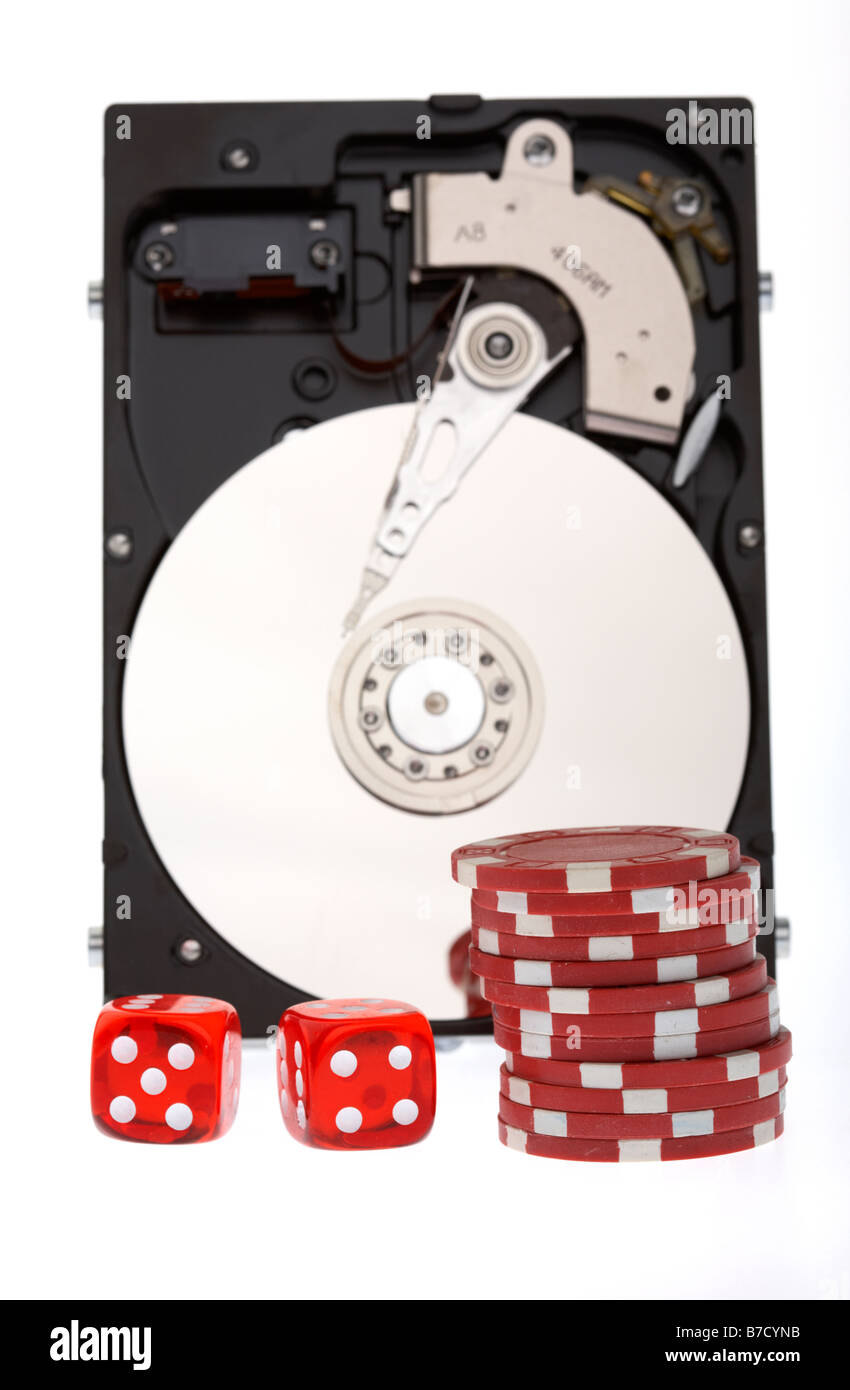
[123,405,749,1019]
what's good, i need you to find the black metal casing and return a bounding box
[102,97,774,1034]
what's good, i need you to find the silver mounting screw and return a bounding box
[775,917,791,959]
[87,281,104,319]
[105,530,133,562]
[310,240,340,269]
[671,184,703,219]
[88,926,104,967]
[177,938,204,964]
[358,707,384,733]
[222,144,255,172]
[144,242,174,274]
[490,678,514,704]
[403,756,429,781]
[524,134,556,167]
[738,522,764,551]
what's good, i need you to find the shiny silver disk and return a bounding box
[122,405,750,1018]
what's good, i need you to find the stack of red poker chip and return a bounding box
[451,826,791,1162]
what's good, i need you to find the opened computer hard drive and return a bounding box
[98,97,773,1034]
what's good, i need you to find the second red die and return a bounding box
[277,999,436,1150]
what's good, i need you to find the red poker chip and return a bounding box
[493,981,777,1039]
[493,1010,781,1062]
[499,1061,789,1114]
[476,954,767,1015]
[469,936,758,988]
[448,929,473,986]
[470,918,759,962]
[498,1084,786,1139]
[470,881,758,938]
[500,1024,792,1085]
[452,826,740,894]
[493,982,777,1038]
[469,859,760,920]
[498,1113,784,1161]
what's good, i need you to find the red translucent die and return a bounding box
[278,998,436,1150]
[91,994,241,1144]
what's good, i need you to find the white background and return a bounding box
[2,0,849,1302]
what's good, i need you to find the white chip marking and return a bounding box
[140,1068,167,1095]
[392,1099,418,1126]
[520,1032,551,1058]
[619,1138,663,1161]
[721,1049,760,1080]
[457,856,502,887]
[503,1124,528,1152]
[727,919,751,945]
[516,914,553,938]
[693,978,731,1006]
[388,1045,412,1070]
[496,892,528,913]
[588,936,634,961]
[533,1108,567,1138]
[514,960,552,986]
[753,1118,776,1146]
[335,1106,363,1133]
[623,1089,667,1114]
[565,863,611,893]
[759,1069,779,1097]
[704,847,731,877]
[654,1034,698,1059]
[520,1009,553,1035]
[631,885,674,914]
[507,1078,531,1105]
[548,988,589,1014]
[658,955,696,982]
[165,1103,193,1131]
[477,928,499,954]
[167,1043,195,1070]
[659,910,700,930]
[110,1036,137,1064]
[109,1096,135,1123]
[579,1063,624,1088]
[654,1007,699,1037]
[671,1108,714,1137]
[330,1049,358,1077]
